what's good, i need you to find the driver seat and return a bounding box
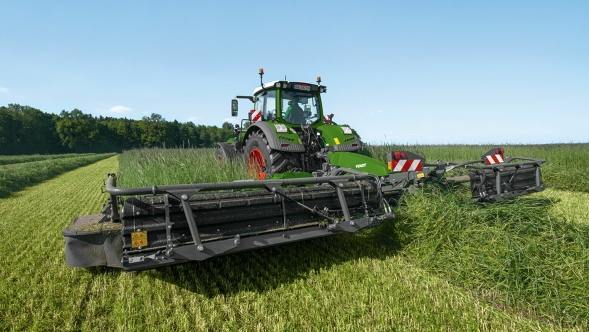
[288,106,305,124]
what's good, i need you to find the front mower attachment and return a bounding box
[445,148,546,202]
[63,173,396,272]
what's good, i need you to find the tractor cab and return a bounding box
[252,80,325,126]
[232,69,327,130]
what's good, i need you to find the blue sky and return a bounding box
[1,1,587,144]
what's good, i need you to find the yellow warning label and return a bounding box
[417,173,425,179]
[131,231,148,248]
[334,138,340,145]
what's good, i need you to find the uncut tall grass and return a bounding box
[360,143,589,326]
[381,185,589,326]
[117,148,250,188]
[362,143,589,193]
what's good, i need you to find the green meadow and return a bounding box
[0,144,587,330]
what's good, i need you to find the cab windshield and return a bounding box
[281,90,320,125]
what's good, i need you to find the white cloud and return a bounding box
[109,105,132,113]
[0,87,8,93]
[187,116,200,122]
[376,109,384,113]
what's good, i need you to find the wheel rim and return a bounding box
[247,148,266,180]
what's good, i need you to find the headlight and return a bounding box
[341,126,353,135]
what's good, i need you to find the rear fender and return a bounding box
[317,124,362,152]
[244,122,305,152]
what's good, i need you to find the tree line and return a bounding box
[0,104,235,155]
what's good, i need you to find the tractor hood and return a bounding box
[328,152,390,177]
[317,124,362,152]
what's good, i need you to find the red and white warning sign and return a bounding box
[389,159,423,172]
[250,110,262,122]
[485,154,504,165]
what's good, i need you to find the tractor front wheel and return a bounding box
[244,131,300,180]
[214,142,237,161]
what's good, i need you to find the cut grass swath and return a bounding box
[0,153,96,166]
[0,153,116,198]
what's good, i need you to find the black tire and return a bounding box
[244,130,300,179]
[214,142,237,161]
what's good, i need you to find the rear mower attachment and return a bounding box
[443,148,546,202]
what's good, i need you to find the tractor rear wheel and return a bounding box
[244,130,300,180]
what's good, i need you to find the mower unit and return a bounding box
[64,173,397,271]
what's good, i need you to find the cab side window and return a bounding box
[254,90,276,121]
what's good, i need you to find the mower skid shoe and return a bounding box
[63,214,124,269]
[469,163,546,202]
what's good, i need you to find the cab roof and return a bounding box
[253,80,326,96]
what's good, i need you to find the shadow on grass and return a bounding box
[152,228,401,297]
[84,225,403,298]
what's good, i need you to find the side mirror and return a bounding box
[231,99,238,117]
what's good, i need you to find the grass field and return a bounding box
[1,145,588,331]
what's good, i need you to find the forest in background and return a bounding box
[0,104,235,155]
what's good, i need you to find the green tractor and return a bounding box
[215,68,369,181]
[62,69,547,272]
